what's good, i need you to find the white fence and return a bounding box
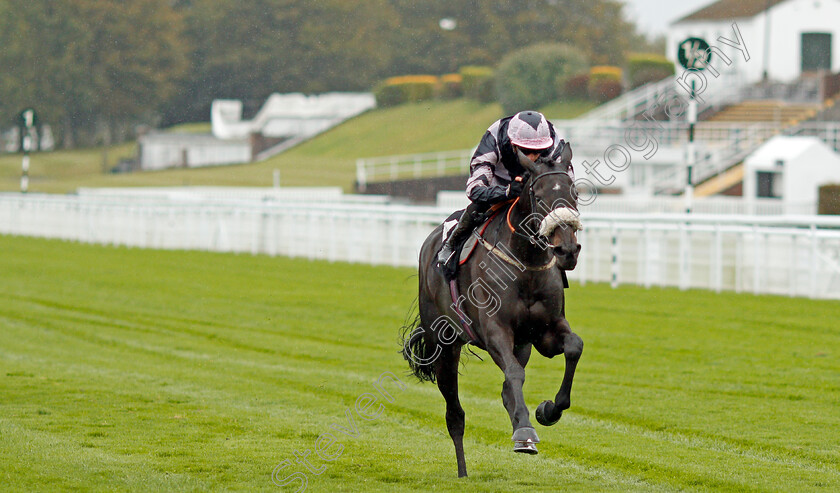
[436,192,815,216]
[356,149,473,191]
[2,191,840,299]
[354,122,840,195]
[578,213,840,299]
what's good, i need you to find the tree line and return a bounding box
[0,0,655,148]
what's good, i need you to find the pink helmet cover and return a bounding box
[508,111,553,149]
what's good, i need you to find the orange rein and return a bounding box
[505,197,520,234]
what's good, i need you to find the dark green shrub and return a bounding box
[460,66,495,102]
[818,184,840,214]
[627,53,675,89]
[373,82,403,107]
[437,74,463,99]
[494,43,588,114]
[373,75,438,107]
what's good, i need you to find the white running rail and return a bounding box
[355,149,473,191]
[3,192,840,299]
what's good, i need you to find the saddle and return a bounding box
[440,209,496,267]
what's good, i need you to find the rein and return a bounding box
[506,169,577,247]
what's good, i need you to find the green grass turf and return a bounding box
[1,235,838,491]
[0,99,597,195]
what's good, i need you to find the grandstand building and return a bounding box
[668,0,840,86]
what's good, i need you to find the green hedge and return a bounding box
[437,74,463,100]
[818,184,840,214]
[373,75,438,107]
[627,53,675,89]
[460,66,495,103]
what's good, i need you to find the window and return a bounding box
[802,33,832,72]
[756,171,782,199]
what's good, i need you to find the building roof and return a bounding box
[673,0,788,23]
[744,136,840,167]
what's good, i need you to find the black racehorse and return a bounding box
[401,146,584,477]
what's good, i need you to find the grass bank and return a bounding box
[0,99,596,194]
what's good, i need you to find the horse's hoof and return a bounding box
[511,426,539,454]
[536,400,561,426]
[511,426,540,443]
[513,441,539,454]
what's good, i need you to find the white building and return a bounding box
[668,0,840,86]
[137,133,251,171]
[743,135,840,213]
[138,92,376,170]
[211,92,376,140]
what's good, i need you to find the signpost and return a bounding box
[18,109,37,194]
[677,38,712,213]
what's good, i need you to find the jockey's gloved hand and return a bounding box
[506,180,524,198]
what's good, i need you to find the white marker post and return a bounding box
[21,109,35,194]
[677,37,712,214]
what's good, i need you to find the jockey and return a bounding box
[437,110,568,268]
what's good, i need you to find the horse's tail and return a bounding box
[399,298,437,383]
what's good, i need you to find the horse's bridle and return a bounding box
[507,168,577,246]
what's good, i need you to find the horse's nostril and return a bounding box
[575,244,581,254]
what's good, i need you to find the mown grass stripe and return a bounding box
[2,234,839,491]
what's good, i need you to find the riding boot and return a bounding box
[437,204,482,267]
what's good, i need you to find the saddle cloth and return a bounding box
[440,209,497,267]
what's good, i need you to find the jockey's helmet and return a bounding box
[507,111,553,150]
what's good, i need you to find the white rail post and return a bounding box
[356,159,367,192]
[789,233,797,298]
[679,221,690,290]
[752,225,761,295]
[578,228,587,286]
[713,223,723,293]
[610,223,619,289]
[643,222,651,288]
[810,224,818,298]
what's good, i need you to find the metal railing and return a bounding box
[3,192,840,299]
[354,121,840,197]
[785,121,840,153]
[355,149,473,191]
[577,76,679,121]
[436,193,804,215]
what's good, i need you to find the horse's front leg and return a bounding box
[483,321,540,453]
[534,318,583,426]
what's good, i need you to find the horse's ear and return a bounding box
[560,142,572,164]
[517,149,539,174]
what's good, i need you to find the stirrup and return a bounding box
[436,246,455,266]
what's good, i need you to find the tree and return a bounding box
[0,1,95,147]
[166,0,397,124]
[0,0,188,147]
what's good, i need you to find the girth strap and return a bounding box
[448,279,483,347]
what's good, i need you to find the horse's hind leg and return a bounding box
[535,320,583,426]
[436,343,468,477]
